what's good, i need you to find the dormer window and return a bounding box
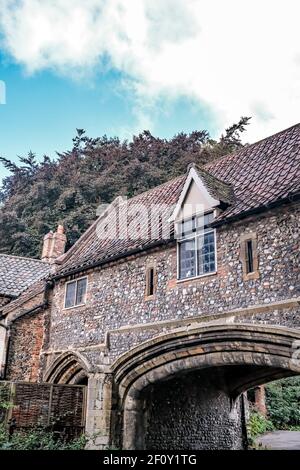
[177,211,216,280]
[170,165,232,281]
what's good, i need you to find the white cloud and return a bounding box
[0,0,299,141]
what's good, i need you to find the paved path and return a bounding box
[256,431,300,450]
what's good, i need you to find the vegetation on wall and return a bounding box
[0,117,250,258]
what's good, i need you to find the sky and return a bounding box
[0,0,299,182]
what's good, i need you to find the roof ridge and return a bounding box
[56,197,128,265]
[193,163,233,188]
[121,123,300,202]
[0,253,49,264]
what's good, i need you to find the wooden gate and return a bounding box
[0,381,86,439]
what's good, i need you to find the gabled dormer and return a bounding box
[170,164,234,281]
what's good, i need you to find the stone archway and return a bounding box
[44,351,91,385]
[111,323,300,450]
[44,352,114,448]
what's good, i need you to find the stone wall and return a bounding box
[46,202,299,365]
[235,305,300,329]
[2,201,299,450]
[143,369,246,450]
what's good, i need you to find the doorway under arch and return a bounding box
[111,323,300,450]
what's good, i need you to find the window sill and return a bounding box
[63,303,86,311]
[177,271,217,284]
[243,271,260,281]
[144,294,155,301]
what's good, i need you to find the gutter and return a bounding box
[211,193,300,228]
[51,239,175,281]
[52,192,300,281]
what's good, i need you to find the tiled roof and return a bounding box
[0,254,50,297]
[56,176,186,276]
[56,123,300,277]
[1,279,46,317]
[206,123,300,221]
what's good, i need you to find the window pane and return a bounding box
[65,281,76,308]
[148,268,154,296]
[196,212,215,231]
[197,231,216,275]
[76,278,87,305]
[181,218,194,236]
[179,239,196,279]
[205,212,214,226]
[246,240,254,273]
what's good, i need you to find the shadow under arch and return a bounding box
[44,351,92,385]
[111,323,300,449]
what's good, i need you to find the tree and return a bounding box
[266,377,300,429]
[0,117,250,258]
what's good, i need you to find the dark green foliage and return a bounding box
[0,117,250,258]
[265,377,300,430]
[0,423,86,450]
[248,377,300,448]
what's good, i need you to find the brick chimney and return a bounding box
[41,225,67,263]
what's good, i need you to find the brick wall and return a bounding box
[6,309,46,382]
[1,281,48,382]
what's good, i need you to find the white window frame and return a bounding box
[176,210,217,281]
[64,276,88,310]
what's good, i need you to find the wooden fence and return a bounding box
[0,381,86,439]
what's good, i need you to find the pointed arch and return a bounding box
[44,351,92,384]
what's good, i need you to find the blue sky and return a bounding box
[0,59,217,181]
[0,0,299,183]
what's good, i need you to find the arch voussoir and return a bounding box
[113,324,300,450]
[112,323,300,404]
[44,351,92,384]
